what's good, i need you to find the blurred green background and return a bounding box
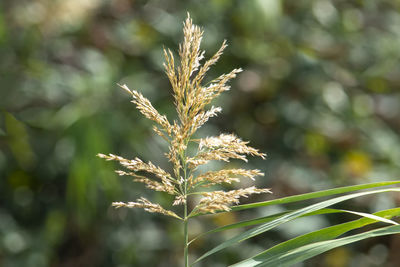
[1,0,400,266]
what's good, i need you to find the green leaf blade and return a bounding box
[192,187,400,265]
[253,225,400,267]
[231,208,400,267]
[231,181,400,212]
[190,209,344,245]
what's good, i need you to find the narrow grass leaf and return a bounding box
[231,208,400,267]
[192,187,400,264]
[190,209,344,245]
[245,224,400,267]
[339,209,398,225]
[230,181,400,212]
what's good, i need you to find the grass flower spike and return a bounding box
[98,13,271,266]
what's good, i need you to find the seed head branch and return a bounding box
[113,198,182,219]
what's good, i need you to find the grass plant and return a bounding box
[98,14,400,266]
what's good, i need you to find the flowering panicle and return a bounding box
[98,14,271,218]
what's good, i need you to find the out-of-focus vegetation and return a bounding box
[1,0,400,266]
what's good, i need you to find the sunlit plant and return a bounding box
[99,14,400,267]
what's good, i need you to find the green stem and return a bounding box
[181,144,190,267]
[184,202,189,267]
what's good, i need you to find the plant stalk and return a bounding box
[181,142,190,267]
[184,202,189,267]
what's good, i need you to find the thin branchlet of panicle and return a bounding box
[163,48,179,101]
[189,68,242,114]
[186,150,247,168]
[115,170,176,195]
[191,40,227,88]
[198,134,265,157]
[191,169,264,188]
[187,134,266,168]
[113,198,181,219]
[196,187,272,214]
[189,106,221,136]
[173,195,186,206]
[119,84,173,136]
[97,153,177,193]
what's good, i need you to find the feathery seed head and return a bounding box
[98,13,271,218]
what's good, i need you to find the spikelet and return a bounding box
[173,195,186,206]
[189,106,222,135]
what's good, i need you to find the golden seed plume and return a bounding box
[98,13,271,218]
